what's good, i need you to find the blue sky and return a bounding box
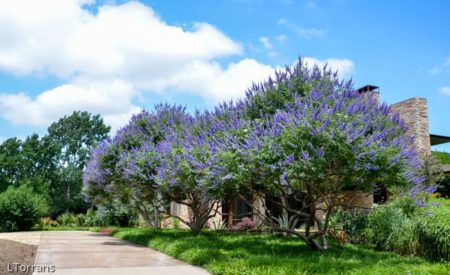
[0,0,449,151]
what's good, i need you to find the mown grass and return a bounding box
[112,228,450,274]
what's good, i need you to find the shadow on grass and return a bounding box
[113,228,449,274]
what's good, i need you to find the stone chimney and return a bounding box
[356,85,380,104]
[391,97,431,156]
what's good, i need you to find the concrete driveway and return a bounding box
[2,231,210,275]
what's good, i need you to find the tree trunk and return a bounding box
[227,199,233,230]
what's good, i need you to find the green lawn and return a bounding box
[112,228,450,275]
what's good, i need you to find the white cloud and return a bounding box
[0,0,259,129]
[439,86,450,95]
[170,59,275,103]
[0,0,353,131]
[445,57,450,67]
[0,0,242,77]
[278,18,325,39]
[426,56,450,75]
[276,35,287,43]
[303,57,354,79]
[258,36,273,50]
[427,67,441,75]
[0,79,140,131]
[305,1,317,9]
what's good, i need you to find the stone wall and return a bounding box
[391,97,431,156]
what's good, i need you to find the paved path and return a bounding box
[2,231,210,275]
[0,231,41,245]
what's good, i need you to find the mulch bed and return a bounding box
[0,240,37,275]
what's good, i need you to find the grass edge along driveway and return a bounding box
[111,228,450,275]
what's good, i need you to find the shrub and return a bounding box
[97,202,138,227]
[57,212,77,226]
[365,196,421,255]
[51,208,101,228]
[416,200,450,261]
[0,185,48,232]
[432,151,450,165]
[39,217,59,228]
[328,208,369,244]
[84,208,100,226]
[75,213,86,227]
[211,219,226,230]
[235,217,256,231]
[171,217,181,229]
[365,196,450,260]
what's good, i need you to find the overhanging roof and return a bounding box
[430,134,450,146]
[443,165,450,175]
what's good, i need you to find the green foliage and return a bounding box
[366,196,422,255]
[84,208,100,227]
[432,151,450,165]
[47,111,110,215]
[0,185,48,232]
[244,73,312,121]
[47,111,111,169]
[0,135,57,194]
[211,219,226,230]
[0,138,25,192]
[37,217,60,228]
[430,151,450,198]
[416,199,450,261]
[0,111,110,217]
[96,201,139,227]
[112,228,450,274]
[366,196,450,261]
[274,215,298,230]
[50,202,138,229]
[171,217,181,229]
[52,210,101,228]
[57,212,77,227]
[328,208,369,244]
[418,154,445,200]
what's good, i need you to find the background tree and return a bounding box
[47,111,110,214]
[0,135,58,197]
[0,138,23,192]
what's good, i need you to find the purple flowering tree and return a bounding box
[238,71,424,250]
[84,57,429,246]
[153,111,226,234]
[84,104,188,228]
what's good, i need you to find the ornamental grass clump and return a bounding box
[416,199,450,261]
